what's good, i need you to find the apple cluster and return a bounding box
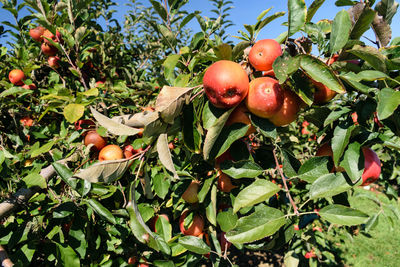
[203,39,304,130]
[29,26,61,68]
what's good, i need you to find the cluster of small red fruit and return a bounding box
[29,26,61,68]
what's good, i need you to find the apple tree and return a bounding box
[0,0,400,266]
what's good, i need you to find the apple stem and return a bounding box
[273,148,299,215]
[189,86,204,102]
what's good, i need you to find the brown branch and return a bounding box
[273,148,299,215]
[0,154,78,220]
[0,245,13,267]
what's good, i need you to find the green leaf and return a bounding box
[153,173,171,199]
[30,140,56,158]
[178,236,211,254]
[155,216,172,242]
[347,45,387,72]
[273,53,300,83]
[55,243,80,267]
[150,0,167,21]
[232,41,251,60]
[332,122,355,165]
[233,179,281,213]
[307,0,326,22]
[206,184,217,226]
[52,162,78,190]
[300,55,346,93]
[250,114,277,139]
[255,11,286,34]
[203,107,235,160]
[349,5,376,40]
[220,160,263,179]
[163,54,180,84]
[340,142,362,182]
[288,0,307,36]
[226,205,285,244]
[330,10,352,54]
[282,149,301,178]
[377,88,400,120]
[23,173,47,189]
[87,199,116,224]
[324,107,351,127]
[217,208,238,232]
[198,176,214,203]
[309,173,352,199]
[319,204,369,225]
[297,157,330,183]
[63,104,85,123]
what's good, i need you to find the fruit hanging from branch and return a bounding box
[248,39,282,72]
[203,60,249,109]
[245,77,284,119]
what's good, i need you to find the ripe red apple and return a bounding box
[48,56,60,68]
[248,39,282,72]
[361,147,381,186]
[20,117,34,127]
[225,104,256,136]
[9,69,25,85]
[22,83,37,90]
[123,145,143,158]
[41,43,57,56]
[245,77,284,119]
[127,256,136,265]
[305,251,317,259]
[74,119,95,131]
[84,130,107,151]
[42,29,61,44]
[182,180,200,203]
[179,210,204,236]
[268,89,301,126]
[29,26,45,42]
[312,79,337,104]
[98,145,123,161]
[95,80,105,87]
[217,172,237,193]
[203,60,249,109]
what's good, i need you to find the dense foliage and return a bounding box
[0,0,399,266]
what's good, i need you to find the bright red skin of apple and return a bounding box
[269,89,301,126]
[245,77,284,119]
[48,56,60,68]
[203,60,249,109]
[312,80,337,104]
[179,211,204,236]
[248,39,282,72]
[41,43,57,56]
[22,84,37,90]
[9,69,25,85]
[361,147,381,186]
[29,26,45,42]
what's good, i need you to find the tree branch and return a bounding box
[273,148,299,215]
[0,245,13,267]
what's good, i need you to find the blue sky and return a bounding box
[1,0,399,47]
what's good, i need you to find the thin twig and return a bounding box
[273,148,299,215]
[190,87,204,102]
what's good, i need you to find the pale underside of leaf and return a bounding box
[157,133,179,180]
[91,107,143,136]
[74,158,132,183]
[155,86,194,124]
